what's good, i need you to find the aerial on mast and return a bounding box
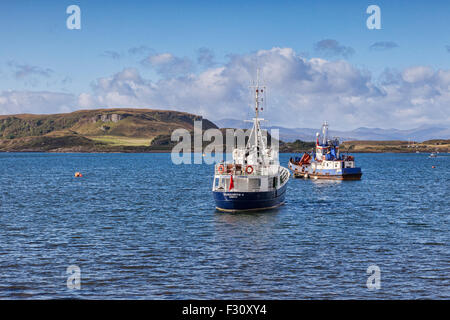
[253,68,266,117]
[245,68,269,164]
[322,121,329,145]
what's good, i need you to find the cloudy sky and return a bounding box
[0,0,449,130]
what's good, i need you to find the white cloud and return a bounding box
[2,47,449,130]
[402,66,434,83]
[7,61,54,80]
[0,90,75,115]
[101,50,122,60]
[314,39,355,58]
[197,47,216,67]
[369,41,399,51]
[141,52,193,76]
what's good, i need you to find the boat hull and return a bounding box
[290,163,362,180]
[213,182,288,213]
[308,167,362,180]
[308,172,362,180]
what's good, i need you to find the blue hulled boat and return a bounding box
[212,73,290,212]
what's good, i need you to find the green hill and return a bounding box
[3,108,442,153]
[340,140,450,153]
[0,108,217,152]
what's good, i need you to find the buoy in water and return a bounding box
[431,166,435,169]
[74,172,83,177]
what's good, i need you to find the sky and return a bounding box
[0,0,449,130]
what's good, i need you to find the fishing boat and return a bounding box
[212,73,290,212]
[288,121,362,180]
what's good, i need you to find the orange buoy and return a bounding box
[74,172,83,177]
[431,166,435,169]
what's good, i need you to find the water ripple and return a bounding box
[0,152,448,299]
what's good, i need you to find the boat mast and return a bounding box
[244,68,268,164]
[322,121,329,145]
[254,68,260,150]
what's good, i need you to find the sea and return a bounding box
[0,152,448,299]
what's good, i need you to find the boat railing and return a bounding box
[280,167,290,184]
[214,163,279,176]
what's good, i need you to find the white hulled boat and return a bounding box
[288,122,362,180]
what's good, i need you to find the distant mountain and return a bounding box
[214,119,450,142]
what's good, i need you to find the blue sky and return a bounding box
[0,0,449,130]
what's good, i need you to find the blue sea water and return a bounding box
[0,152,448,299]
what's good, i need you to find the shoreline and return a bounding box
[1,150,447,154]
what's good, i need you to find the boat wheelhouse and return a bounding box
[212,72,290,212]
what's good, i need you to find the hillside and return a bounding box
[340,140,450,153]
[0,109,448,153]
[0,108,217,152]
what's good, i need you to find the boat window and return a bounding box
[248,178,261,189]
[273,177,278,188]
